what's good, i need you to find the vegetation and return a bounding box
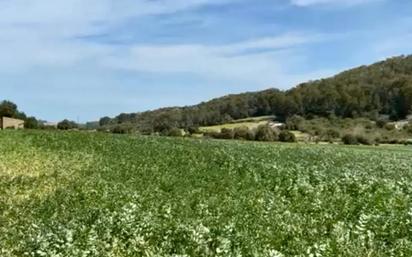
[1,130,412,256]
[57,119,78,130]
[100,55,412,135]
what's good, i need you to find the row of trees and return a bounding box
[0,100,39,129]
[0,100,80,130]
[100,55,412,134]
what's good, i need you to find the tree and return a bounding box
[279,131,297,142]
[255,125,278,141]
[57,119,78,130]
[24,117,39,129]
[0,100,19,118]
[99,116,111,126]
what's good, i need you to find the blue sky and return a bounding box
[1,0,412,122]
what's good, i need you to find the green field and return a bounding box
[199,116,275,133]
[1,131,412,256]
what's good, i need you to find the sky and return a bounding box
[1,0,412,122]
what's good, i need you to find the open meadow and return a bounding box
[1,130,412,257]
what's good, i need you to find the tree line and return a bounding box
[101,55,412,134]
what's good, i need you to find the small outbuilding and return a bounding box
[0,117,25,130]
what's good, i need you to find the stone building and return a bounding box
[0,117,25,129]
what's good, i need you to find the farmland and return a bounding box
[199,116,275,133]
[1,130,412,256]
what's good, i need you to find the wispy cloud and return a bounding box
[0,0,408,121]
[102,32,334,86]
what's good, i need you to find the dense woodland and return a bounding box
[100,55,412,134]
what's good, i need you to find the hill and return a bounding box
[2,130,412,256]
[101,55,412,134]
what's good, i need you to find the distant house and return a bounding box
[0,117,25,130]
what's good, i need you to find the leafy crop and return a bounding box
[1,130,412,257]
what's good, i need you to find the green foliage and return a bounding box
[356,135,374,145]
[167,128,184,137]
[255,124,278,141]
[1,131,412,256]
[342,134,359,145]
[326,128,340,139]
[279,130,297,142]
[219,128,234,139]
[99,116,111,126]
[342,134,374,145]
[405,121,412,134]
[0,100,30,121]
[233,126,255,140]
[110,125,132,134]
[376,119,387,128]
[101,56,412,133]
[57,119,78,130]
[286,115,305,130]
[24,116,39,129]
[384,123,396,131]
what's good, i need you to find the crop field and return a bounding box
[1,130,412,257]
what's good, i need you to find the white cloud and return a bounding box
[102,33,333,87]
[290,0,381,7]
[0,0,238,71]
[0,0,337,90]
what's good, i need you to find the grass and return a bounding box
[199,115,276,133]
[199,121,269,133]
[1,130,412,256]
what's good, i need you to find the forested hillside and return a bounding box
[101,55,412,134]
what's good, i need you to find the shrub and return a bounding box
[111,125,132,134]
[220,128,234,139]
[404,122,412,134]
[342,134,358,145]
[356,135,374,145]
[203,131,221,139]
[255,125,278,142]
[279,131,297,142]
[187,126,200,134]
[285,115,305,130]
[168,128,184,137]
[326,129,340,139]
[384,123,396,131]
[57,119,78,130]
[376,119,387,128]
[404,140,412,145]
[233,126,254,140]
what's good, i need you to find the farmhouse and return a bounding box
[0,117,24,129]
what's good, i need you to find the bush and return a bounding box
[220,128,234,139]
[384,123,396,131]
[404,140,412,145]
[342,134,358,145]
[404,122,412,134]
[57,119,78,130]
[285,115,305,130]
[326,129,340,138]
[111,125,132,134]
[279,131,297,142]
[187,126,200,134]
[356,135,374,145]
[342,134,374,145]
[168,128,184,137]
[203,131,221,139]
[376,119,387,128]
[255,125,278,142]
[233,126,254,140]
